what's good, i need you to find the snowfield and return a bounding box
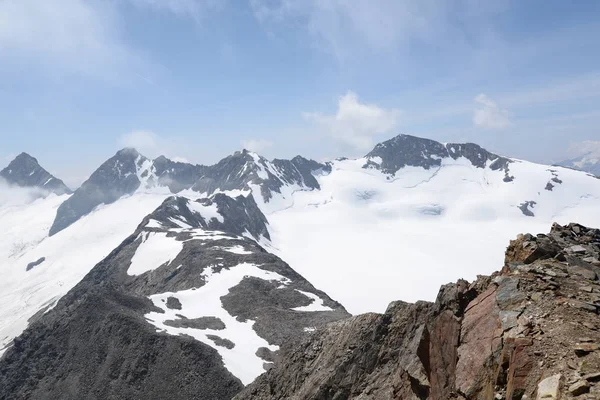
[0,189,172,355]
[262,157,600,314]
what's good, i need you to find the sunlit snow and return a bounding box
[127,231,184,276]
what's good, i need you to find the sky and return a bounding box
[1,0,599,187]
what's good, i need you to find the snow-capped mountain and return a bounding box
[0,192,348,399]
[557,150,600,177]
[0,152,71,196]
[3,133,600,398]
[49,148,328,235]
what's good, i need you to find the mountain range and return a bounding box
[2,133,600,399]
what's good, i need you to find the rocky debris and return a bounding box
[364,134,512,176]
[569,380,590,396]
[237,223,600,400]
[25,257,45,272]
[0,152,71,195]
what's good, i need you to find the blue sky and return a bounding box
[1,0,599,187]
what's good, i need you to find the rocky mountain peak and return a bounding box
[238,222,600,400]
[0,152,71,195]
[49,149,154,236]
[364,133,512,177]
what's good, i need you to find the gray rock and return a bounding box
[165,316,226,330]
[206,335,235,349]
[0,153,70,195]
[518,201,537,217]
[26,257,45,272]
[363,134,512,176]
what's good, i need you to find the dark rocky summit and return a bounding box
[237,223,600,400]
[1,193,348,400]
[0,152,70,195]
[49,148,149,236]
[364,134,511,176]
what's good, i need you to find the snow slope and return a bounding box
[0,189,174,355]
[262,157,600,314]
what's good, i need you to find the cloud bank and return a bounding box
[305,92,400,151]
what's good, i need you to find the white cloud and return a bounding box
[568,141,600,158]
[127,0,224,20]
[119,130,159,154]
[0,0,222,80]
[240,139,273,153]
[473,94,511,130]
[0,0,142,79]
[250,0,507,58]
[118,130,193,163]
[304,92,400,151]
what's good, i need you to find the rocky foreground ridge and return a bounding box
[238,223,600,400]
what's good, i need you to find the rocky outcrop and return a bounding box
[0,152,70,195]
[237,223,600,400]
[364,134,511,176]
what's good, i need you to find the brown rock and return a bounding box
[574,343,600,356]
[456,286,502,397]
[568,380,590,396]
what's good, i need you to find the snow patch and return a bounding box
[145,263,288,384]
[187,200,224,223]
[291,290,334,312]
[128,232,184,276]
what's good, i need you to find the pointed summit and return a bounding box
[49,149,152,236]
[0,152,71,195]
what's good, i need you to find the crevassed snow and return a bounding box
[291,290,334,312]
[0,191,169,354]
[127,232,184,276]
[145,263,287,384]
[187,200,224,223]
[263,156,600,314]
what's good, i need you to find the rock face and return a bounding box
[0,193,349,400]
[0,152,70,195]
[364,134,511,176]
[237,222,600,400]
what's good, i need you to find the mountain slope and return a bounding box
[238,223,600,399]
[0,153,70,195]
[557,151,600,177]
[0,193,348,399]
[265,135,600,313]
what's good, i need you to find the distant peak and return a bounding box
[115,147,141,158]
[9,152,39,166]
